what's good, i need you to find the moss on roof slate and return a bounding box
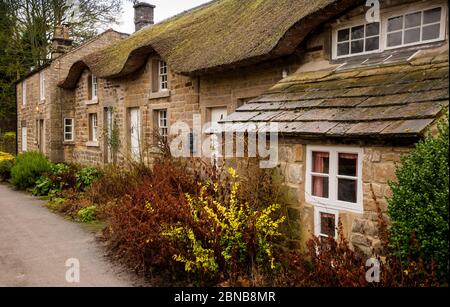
[225,52,449,139]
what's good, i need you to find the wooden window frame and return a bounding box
[92,75,98,100]
[331,2,447,60]
[314,206,339,239]
[384,5,447,50]
[39,71,45,102]
[89,113,98,142]
[64,118,74,142]
[333,21,381,59]
[159,60,168,91]
[22,81,27,106]
[158,109,168,141]
[305,145,363,214]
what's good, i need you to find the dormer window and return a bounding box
[92,75,98,99]
[332,4,447,60]
[386,7,444,48]
[159,61,168,91]
[87,73,98,103]
[336,22,380,57]
[151,59,169,94]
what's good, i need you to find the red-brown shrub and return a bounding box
[103,159,203,281]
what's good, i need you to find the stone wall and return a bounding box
[274,139,412,254]
[350,146,411,255]
[16,67,51,156]
[16,30,127,162]
[64,52,303,166]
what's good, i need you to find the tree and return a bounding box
[0,0,125,132]
[8,0,124,66]
[388,117,449,282]
[0,0,21,132]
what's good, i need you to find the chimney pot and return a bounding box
[51,24,73,59]
[134,2,155,32]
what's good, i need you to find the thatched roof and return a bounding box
[221,51,449,142]
[60,0,361,88]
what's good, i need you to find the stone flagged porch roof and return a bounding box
[59,0,363,88]
[221,52,449,140]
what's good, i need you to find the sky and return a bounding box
[113,0,212,34]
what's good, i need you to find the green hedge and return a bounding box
[11,151,51,190]
[388,118,449,281]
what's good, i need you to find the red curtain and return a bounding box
[312,152,329,197]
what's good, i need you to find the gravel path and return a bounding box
[0,183,143,287]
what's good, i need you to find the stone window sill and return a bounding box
[86,141,99,147]
[63,141,75,145]
[86,99,99,105]
[149,90,170,100]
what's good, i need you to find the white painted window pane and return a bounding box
[320,212,336,237]
[365,37,379,51]
[422,24,440,40]
[337,42,349,56]
[312,176,329,198]
[22,127,27,151]
[423,7,441,24]
[405,12,421,28]
[388,19,402,33]
[365,22,380,36]
[388,16,403,32]
[351,40,364,53]
[337,28,349,42]
[387,32,402,47]
[404,28,421,44]
[338,178,357,203]
[64,118,73,141]
[90,114,98,141]
[351,25,364,39]
[159,61,168,90]
[40,72,45,100]
[92,75,98,98]
[312,152,329,174]
[158,110,168,139]
[338,153,358,176]
[22,82,26,105]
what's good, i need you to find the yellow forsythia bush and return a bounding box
[0,151,14,162]
[161,167,286,280]
[0,151,15,181]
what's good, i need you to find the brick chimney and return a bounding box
[51,24,73,59]
[134,2,155,32]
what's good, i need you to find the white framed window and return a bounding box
[334,22,381,58]
[385,6,446,49]
[305,145,363,213]
[22,81,27,106]
[64,118,74,142]
[158,109,168,141]
[21,127,27,152]
[159,61,168,91]
[92,75,98,100]
[89,113,98,142]
[314,207,339,239]
[39,71,45,102]
[331,3,447,60]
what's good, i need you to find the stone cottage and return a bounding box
[15,25,128,162]
[16,0,449,252]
